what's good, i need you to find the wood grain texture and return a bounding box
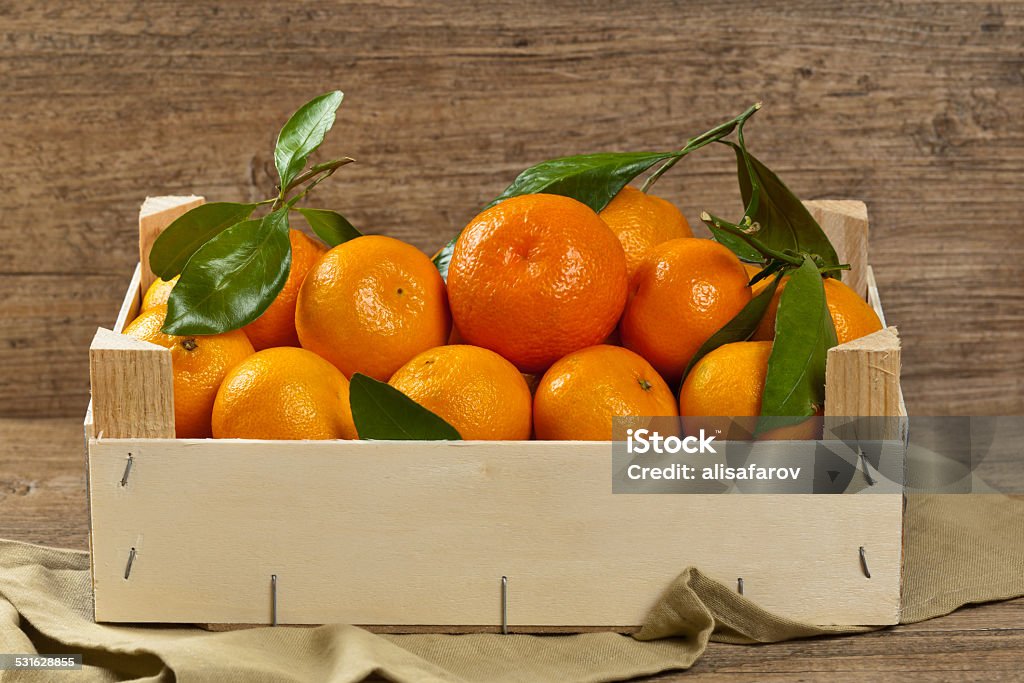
[1,417,1022,680]
[0,418,89,550]
[89,328,174,439]
[87,437,902,626]
[1,1,1022,417]
[826,327,903,424]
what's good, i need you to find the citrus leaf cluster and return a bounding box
[150,91,362,336]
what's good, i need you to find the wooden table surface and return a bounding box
[1,1,1023,421]
[2,416,1021,681]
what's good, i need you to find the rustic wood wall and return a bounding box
[1,1,1021,417]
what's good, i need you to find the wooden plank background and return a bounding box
[1,1,1021,418]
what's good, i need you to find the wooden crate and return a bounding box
[84,197,905,630]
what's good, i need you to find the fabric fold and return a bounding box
[0,495,1020,683]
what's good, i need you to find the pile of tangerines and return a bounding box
[124,186,882,441]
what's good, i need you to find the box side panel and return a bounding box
[89,439,903,627]
[114,264,143,334]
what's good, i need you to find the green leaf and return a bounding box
[723,141,841,273]
[747,259,787,288]
[489,151,679,213]
[430,151,676,279]
[681,273,783,385]
[758,256,838,432]
[349,373,462,440]
[296,207,362,247]
[432,240,457,281]
[275,91,344,191]
[700,211,763,263]
[149,202,259,280]
[162,209,291,335]
[431,104,763,280]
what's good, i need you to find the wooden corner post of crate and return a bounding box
[89,330,175,440]
[816,201,904,626]
[89,195,205,440]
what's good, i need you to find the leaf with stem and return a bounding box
[641,101,761,192]
[349,373,462,440]
[488,151,680,213]
[281,157,355,200]
[715,133,840,274]
[700,211,804,266]
[149,202,259,280]
[274,91,344,193]
[431,103,763,279]
[162,209,292,335]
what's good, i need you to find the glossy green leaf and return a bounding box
[275,91,344,191]
[149,202,258,280]
[489,151,679,212]
[724,141,841,273]
[747,259,787,288]
[430,151,678,279]
[681,273,783,386]
[349,373,462,440]
[162,209,291,335]
[757,256,838,433]
[433,105,764,280]
[296,207,362,247]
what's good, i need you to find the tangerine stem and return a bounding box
[641,102,761,193]
[277,157,355,200]
[700,212,803,267]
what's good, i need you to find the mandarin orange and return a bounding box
[296,235,451,380]
[620,238,751,385]
[599,185,693,280]
[446,194,628,374]
[243,229,325,350]
[212,347,356,440]
[141,275,178,311]
[389,345,532,440]
[533,345,677,441]
[679,341,821,441]
[123,305,254,438]
[753,277,883,344]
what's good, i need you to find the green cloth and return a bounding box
[1,495,1021,682]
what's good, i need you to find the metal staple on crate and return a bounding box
[501,576,508,634]
[271,575,278,626]
[859,546,871,579]
[120,453,133,487]
[123,547,136,580]
[737,577,744,595]
[858,448,876,486]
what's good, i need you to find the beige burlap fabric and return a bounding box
[1,494,1021,682]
